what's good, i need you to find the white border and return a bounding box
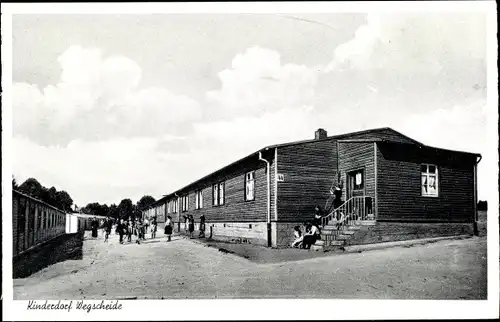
[2,1,498,321]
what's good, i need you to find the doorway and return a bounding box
[347,168,365,198]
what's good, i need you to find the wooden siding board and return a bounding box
[164,152,276,223]
[338,142,376,202]
[376,143,475,221]
[277,139,337,222]
[12,191,67,257]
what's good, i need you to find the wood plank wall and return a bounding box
[277,139,337,222]
[376,142,476,222]
[338,142,376,202]
[161,150,276,223]
[13,191,67,257]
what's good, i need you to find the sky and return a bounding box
[10,10,496,207]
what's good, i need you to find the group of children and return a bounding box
[291,205,325,249]
[114,217,158,244]
[183,214,206,239]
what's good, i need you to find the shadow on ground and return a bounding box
[13,231,85,279]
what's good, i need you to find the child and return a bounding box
[291,226,303,248]
[165,216,173,242]
[151,218,157,239]
[127,220,133,243]
[199,215,206,238]
[188,215,195,238]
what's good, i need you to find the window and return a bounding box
[218,182,225,206]
[421,164,439,197]
[182,195,189,212]
[354,171,364,190]
[195,190,203,209]
[213,182,225,206]
[245,171,255,201]
[212,184,218,206]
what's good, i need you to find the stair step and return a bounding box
[340,230,356,235]
[329,240,344,246]
[336,234,352,240]
[314,240,325,246]
[346,226,362,230]
[359,220,376,226]
[310,244,323,251]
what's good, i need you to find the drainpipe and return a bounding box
[174,193,180,232]
[473,154,482,236]
[259,151,272,247]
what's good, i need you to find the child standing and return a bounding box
[188,215,195,238]
[165,216,173,242]
[151,218,157,239]
[199,215,206,238]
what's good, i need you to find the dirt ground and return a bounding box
[13,230,487,300]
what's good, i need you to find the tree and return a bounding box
[41,187,58,207]
[108,204,119,219]
[18,178,44,198]
[137,195,156,211]
[117,199,134,220]
[56,190,73,212]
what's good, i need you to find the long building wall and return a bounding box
[160,151,276,228]
[13,190,67,257]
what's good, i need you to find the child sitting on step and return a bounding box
[303,222,321,249]
[291,226,303,248]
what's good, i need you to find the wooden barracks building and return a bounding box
[143,127,481,247]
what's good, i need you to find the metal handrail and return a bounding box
[321,196,370,230]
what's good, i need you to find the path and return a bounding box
[13,232,487,300]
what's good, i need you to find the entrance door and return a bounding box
[347,169,365,198]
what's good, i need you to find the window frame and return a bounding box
[218,182,225,206]
[421,163,439,197]
[195,189,203,210]
[212,182,225,206]
[181,195,189,212]
[244,171,255,201]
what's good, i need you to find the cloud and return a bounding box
[12,135,184,205]
[393,99,496,202]
[206,46,317,117]
[12,45,201,145]
[325,13,486,73]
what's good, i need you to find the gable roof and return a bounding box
[144,127,479,209]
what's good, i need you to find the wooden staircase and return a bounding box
[311,195,376,251]
[311,220,376,251]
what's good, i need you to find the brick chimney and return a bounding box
[315,128,327,140]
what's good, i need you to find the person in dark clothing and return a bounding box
[313,205,324,228]
[199,215,206,238]
[303,223,320,249]
[91,217,99,238]
[104,217,113,243]
[117,219,126,244]
[165,216,173,242]
[188,215,195,238]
